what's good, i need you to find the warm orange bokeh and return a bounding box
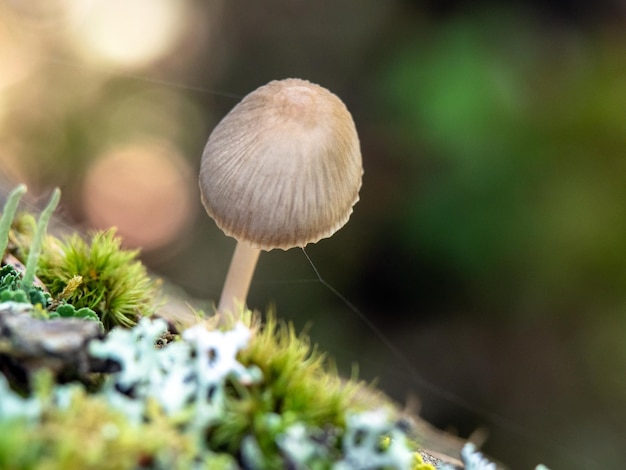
[82,141,194,251]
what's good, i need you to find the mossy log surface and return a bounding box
[0,298,470,469]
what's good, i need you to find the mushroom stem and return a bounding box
[217,241,261,315]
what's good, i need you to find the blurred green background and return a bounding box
[1,1,625,468]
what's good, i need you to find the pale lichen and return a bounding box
[334,409,415,470]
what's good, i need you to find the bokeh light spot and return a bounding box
[71,0,187,68]
[83,142,194,251]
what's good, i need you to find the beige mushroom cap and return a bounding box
[199,78,363,250]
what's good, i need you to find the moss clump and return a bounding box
[7,203,156,331]
[240,313,381,424]
[205,312,389,465]
[36,229,156,330]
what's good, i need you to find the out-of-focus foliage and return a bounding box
[383,11,626,308]
[1,1,625,468]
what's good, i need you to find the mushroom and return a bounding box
[199,78,362,316]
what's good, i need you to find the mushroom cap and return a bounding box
[199,78,362,250]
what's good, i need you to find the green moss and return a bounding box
[4,191,156,330]
[37,229,157,330]
[5,217,152,329]
[0,419,41,470]
[241,314,378,423]
[0,389,203,470]
[206,312,389,463]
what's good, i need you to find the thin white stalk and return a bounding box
[217,241,261,316]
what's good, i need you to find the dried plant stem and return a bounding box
[217,242,260,316]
